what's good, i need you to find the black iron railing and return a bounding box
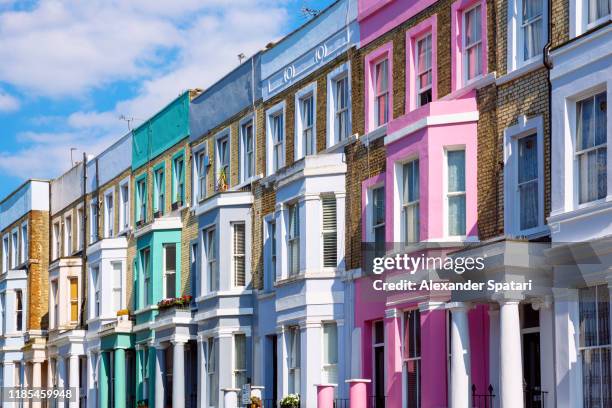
[472,384,495,408]
[524,387,548,408]
[334,398,349,408]
[368,395,387,408]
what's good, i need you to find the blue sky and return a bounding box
[0,0,333,198]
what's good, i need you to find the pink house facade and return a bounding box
[351,0,548,407]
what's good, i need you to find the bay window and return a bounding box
[15,290,23,332]
[233,334,247,388]
[92,266,100,317]
[163,244,176,298]
[288,326,301,394]
[288,204,300,276]
[518,134,539,230]
[112,262,123,312]
[205,228,218,292]
[322,322,338,383]
[322,196,337,268]
[577,92,607,204]
[372,187,385,256]
[463,4,483,82]
[402,160,420,243]
[232,223,246,287]
[579,285,611,407]
[404,310,421,408]
[447,150,466,236]
[375,59,390,127]
[416,33,433,107]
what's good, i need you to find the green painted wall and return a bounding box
[132,92,190,170]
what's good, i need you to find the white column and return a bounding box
[46,359,53,388]
[68,355,79,408]
[499,298,524,408]
[197,338,205,408]
[155,347,165,408]
[488,305,501,408]
[32,361,42,408]
[277,327,288,398]
[301,321,322,408]
[172,341,186,408]
[222,388,239,408]
[537,298,555,408]
[447,302,471,408]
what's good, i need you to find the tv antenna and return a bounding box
[119,114,141,131]
[70,147,78,167]
[238,53,246,64]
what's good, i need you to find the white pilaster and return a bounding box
[32,361,42,408]
[499,298,524,408]
[447,302,471,408]
[155,347,165,408]
[172,341,186,408]
[197,339,205,408]
[301,321,322,408]
[68,355,79,408]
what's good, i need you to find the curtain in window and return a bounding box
[417,35,432,89]
[522,0,543,59]
[518,134,539,230]
[577,93,607,204]
[375,59,389,125]
[448,151,466,235]
[589,0,611,22]
[465,6,482,79]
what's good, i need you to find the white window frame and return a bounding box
[327,62,352,148]
[162,244,176,299]
[52,221,61,260]
[574,0,612,34]
[119,178,130,232]
[20,221,27,265]
[401,160,420,244]
[374,58,390,128]
[415,32,433,107]
[2,235,9,272]
[287,202,300,277]
[443,146,467,238]
[10,229,18,269]
[462,3,484,85]
[232,222,246,288]
[203,226,218,293]
[15,289,23,332]
[239,115,256,184]
[112,261,124,311]
[104,189,114,238]
[90,199,99,242]
[321,322,338,383]
[507,0,548,71]
[288,325,301,395]
[233,333,247,388]
[76,205,84,251]
[294,82,317,160]
[215,129,231,191]
[263,214,276,290]
[193,146,209,203]
[153,167,165,215]
[90,265,100,318]
[63,215,72,256]
[503,115,546,237]
[266,102,286,176]
[206,337,218,408]
[573,89,608,208]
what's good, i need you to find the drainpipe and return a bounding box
[80,152,89,329]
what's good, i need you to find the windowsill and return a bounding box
[323,133,359,154]
[133,304,159,315]
[233,174,263,191]
[360,125,388,147]
[274,269,342,287]
[195,289,252,303]
[549,197,612,223]
[505,225,550,240]
[496,60,544,85]
[443,72,496,101]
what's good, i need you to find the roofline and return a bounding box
[132,90,191,135]
[0,178,50,206]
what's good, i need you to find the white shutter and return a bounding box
[322,197,337,267]
[233,223,246,286]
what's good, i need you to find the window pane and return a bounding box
[447,151,466,192]
[465,6,482,46]
[589,0,611,22]
[403,161,420,203]
[448,196,466,236]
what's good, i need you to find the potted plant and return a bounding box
[157,295,193,310]
[250,396,262,408]
[217,168,228,192]
[136,399,148,408]
[280,394,300,408]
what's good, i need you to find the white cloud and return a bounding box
[0,88,19,112]
[0,0,299,183]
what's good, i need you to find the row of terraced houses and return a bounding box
[0,0,610,407]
